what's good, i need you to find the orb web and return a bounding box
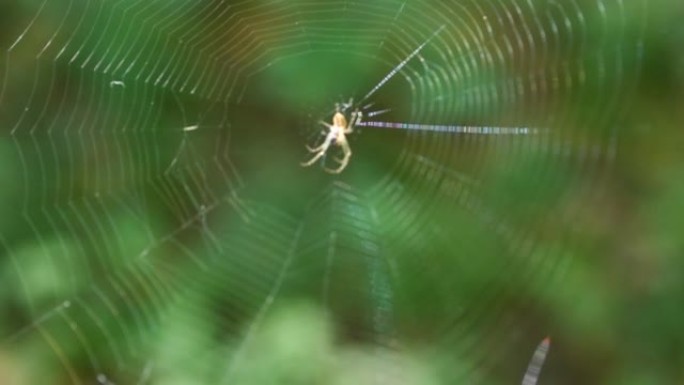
[0,0,645,383]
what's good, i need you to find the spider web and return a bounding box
[0,0,645,384]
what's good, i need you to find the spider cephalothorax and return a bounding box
[301,104,361,174]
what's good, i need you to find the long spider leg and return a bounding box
[306,143,324,152]
[324,144,351,174]
[301,151,326,167]
[302,134,335,167]
[344,111,359,134]
[324,162,347,174]
[306,128,336,153]
[330,152,347,163]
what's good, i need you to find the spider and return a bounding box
[301,103,361,174]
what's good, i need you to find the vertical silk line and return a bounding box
[368,242,393,346]
[360,200,395,383]
[367,241,394,385]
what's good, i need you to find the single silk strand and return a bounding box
[361,25,445,102]
[358,121,540,135]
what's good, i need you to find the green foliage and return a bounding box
[1,0,683,384]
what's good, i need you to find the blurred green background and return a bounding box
[0,0,683,384]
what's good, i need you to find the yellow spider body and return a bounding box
[301,108,360,174]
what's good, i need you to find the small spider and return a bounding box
[301,103,361,174]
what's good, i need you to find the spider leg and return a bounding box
[344,113,355,134]
[324,141,352,174]
[301,150,327,167]
[306,125,336,152]
[343,110,361,134]
[306,143,324,152]
[302,133,334,167]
